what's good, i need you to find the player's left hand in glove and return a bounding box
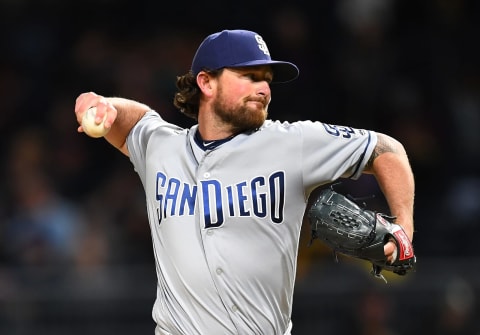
[307,186,416,282]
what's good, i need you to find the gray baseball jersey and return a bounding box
[127,111,377,335]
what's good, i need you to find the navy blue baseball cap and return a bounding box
[191,30,299,83]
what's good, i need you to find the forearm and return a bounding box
[372,152,415,240]
[103,97,150,155]
[365,133,415,240]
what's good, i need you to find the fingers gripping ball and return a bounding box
[81,107,110,138]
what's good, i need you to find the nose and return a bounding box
[257,81,271,98]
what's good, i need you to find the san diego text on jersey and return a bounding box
[155,170,286,227]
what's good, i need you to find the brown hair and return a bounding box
[173,69,222,120]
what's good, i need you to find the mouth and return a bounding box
[246,98,268,108]
[247,101,264,108]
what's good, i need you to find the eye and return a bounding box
[242,73,257,81]
[245,73,272,83]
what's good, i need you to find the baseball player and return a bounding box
[74,29,415,335]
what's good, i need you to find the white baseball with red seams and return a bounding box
[81,107,109,138]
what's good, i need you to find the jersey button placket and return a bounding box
[199,167,240,325]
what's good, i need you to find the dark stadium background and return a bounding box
[1,0,479,334]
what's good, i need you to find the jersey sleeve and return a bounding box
[300,121,377,188]
[126,110,183,187]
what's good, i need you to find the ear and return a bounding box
[197,72,216,98]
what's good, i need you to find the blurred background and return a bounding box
[1,0,479,334]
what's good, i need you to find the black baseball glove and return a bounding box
[307,186,416,281]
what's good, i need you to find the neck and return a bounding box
[197,116,236,141]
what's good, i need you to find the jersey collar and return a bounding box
[194,129,236,151]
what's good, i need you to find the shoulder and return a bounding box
[259,119,316,132]
[134,110,185,133]
[260,119,372,138]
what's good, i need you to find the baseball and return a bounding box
[81,107,109,138]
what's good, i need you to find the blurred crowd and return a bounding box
[1,0,479,334]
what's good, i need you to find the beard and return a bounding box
[212,88,268,134]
